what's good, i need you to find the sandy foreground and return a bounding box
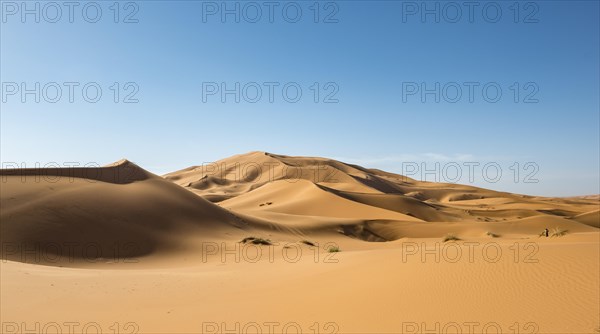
[1,152,599,333]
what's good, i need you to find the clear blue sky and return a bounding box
[1,0,598,196]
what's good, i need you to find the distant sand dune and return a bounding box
[571,209,600,228]
[166,151,599,241]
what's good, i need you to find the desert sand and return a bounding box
[1,152,599,333]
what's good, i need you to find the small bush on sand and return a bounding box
[486,232,500,238]
[240,237,255,243]
[551,228,568,237]
[328,246,341,252]
[251,238,272,245]
[443,234,461,242]
[240,237,272,245]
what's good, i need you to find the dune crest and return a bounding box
[0,158,153,184]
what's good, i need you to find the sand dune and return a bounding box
[1,152,598,333]
[571,209,600,228]
[167,151,599,241]
[0,160,245,266]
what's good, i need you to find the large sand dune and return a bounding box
[1,152,598,333]
[166,151,599,241]
[0,160,246,266]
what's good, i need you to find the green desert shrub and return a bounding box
[328,246,341,253]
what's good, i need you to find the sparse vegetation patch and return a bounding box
[240,237,273,245]
[551,228,568,237]
[328,246,341,252]
[443,234,461,242]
